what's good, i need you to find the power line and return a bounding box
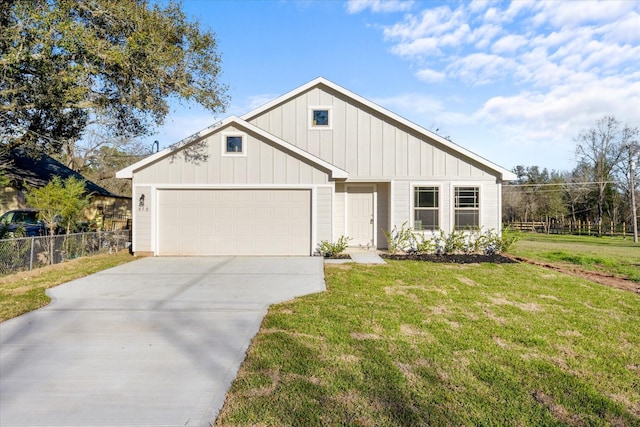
[504,181,617,187]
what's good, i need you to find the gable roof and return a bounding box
[242,77,517,181]
[1,148,124,198]
[116,115,349,179]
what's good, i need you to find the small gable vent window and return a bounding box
[222,133,247,156]
[309,107,332,129]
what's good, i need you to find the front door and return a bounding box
[347,186,374,247]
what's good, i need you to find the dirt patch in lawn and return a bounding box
[509,255,640,295]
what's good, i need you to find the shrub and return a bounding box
[383,226,518,255]
[383,222,415,254]
[317,235,351,257]
[414,232,436,254]
[442,229,467,254]
[495,227,521,253]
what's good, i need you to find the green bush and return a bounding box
[317,235,351,257]
[414,232,436,254]
[442,229,467,254]
[383,226,518,255]
[383,222,415,254]
[496,227,521,252]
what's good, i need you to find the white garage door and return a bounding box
[157,189,311,255]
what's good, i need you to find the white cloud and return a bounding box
[354,0,640,168]
[531,0,637,29]
[447,53,518,85]
[501,1,534,22]
[469,23,502,49]
[415,68,446,83]
[390,37,440,57]
[491,34,528,54]
[379,1,640,87]
[599,12,640,44]
[345,0,414,14]
[383,6,463,41]
[468,0,491,14]
[475,77,640,151]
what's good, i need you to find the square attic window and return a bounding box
[313,109,329,126]
[225,135,244,154]
[309,105,333,130]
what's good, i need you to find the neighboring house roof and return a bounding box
[116,115,349,179]
[242,77,517,181]
[1,148,125,198]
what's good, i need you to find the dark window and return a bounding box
[312,109,329,126]
[226,136,243,153]
[414,187,439,230]
[454,187,479,229]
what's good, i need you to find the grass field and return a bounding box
[0,250,135,321]
[216,256,640,426]
[508,233,640,282]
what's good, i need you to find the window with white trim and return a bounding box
[222,133,246,156]
[454,186,480,229]
[414,186,439,230]
[309,107,332,129]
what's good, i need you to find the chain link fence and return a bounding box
[0,230,131,276]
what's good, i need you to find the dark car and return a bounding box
[0,209,48,237]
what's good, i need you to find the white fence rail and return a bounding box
[0,230,131,276]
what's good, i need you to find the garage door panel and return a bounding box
[157,189,311,255]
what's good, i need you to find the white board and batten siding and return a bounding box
[247,87,497,182]
[133,125,330,187]
[248,85,505,238]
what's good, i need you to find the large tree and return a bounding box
[0,0,228,156]
[574,116,632,225]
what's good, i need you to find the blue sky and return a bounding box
[148,0,640,173]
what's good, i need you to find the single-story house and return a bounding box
[1,148,132,228]
[117,77,517,256]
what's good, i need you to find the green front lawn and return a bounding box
[217,260,640,426]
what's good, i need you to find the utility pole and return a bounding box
[630,146,638,243]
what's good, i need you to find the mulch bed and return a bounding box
[323,254,351,260]
[381,253,517,264]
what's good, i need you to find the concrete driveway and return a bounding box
[0,256,325,427]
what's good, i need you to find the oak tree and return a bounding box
[1,0,228,156]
